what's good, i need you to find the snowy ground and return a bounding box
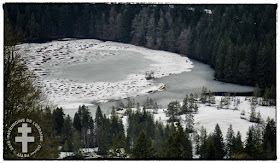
[117,96,276,142]
[16,39,193,110]
[193,96,276,142]
[58,147,100,159]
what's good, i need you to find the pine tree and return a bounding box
[180,124,193,159]
[108,132,127,158]
[160,122,192,159]
[188,93,196,112]
[185,113,194,133]
[153,121,165,155]
[225,124,235,158]
[253,84,260,98]
[213,124,225,159]
[72,105,94,149]
[145,13,157,48]
[72,130,82,154]
[262,118,276,159]
[200,86,208,104]
[62,115,73,152]
[167,101,181,122]
[132,130,155,159]
[245,125,262,159]
[73,112,82,132]
[157,11,167,49]
[52,107,65,135]
[181,95,190,114]
[95,106,112,155]
[255,111,262,124]
[193,130,200,155]
[95,105,103,126]
[232,131,244,158]
[161,131,181,159]
[199,126,208,159]
[111,107,124,138]
[205,135,216,159]
[249,103,256,122]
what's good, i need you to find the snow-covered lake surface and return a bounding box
[16,39,193,116]
[16,39,253,117]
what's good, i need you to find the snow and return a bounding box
[58,152,74,159]
[116,96,276,143]
[153,108,169,123]
[58,102,94,109]
[194,96,275,142]
[204,9,212,14]
[16,39,193,110]
[58,148,100,159]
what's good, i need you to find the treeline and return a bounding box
[4,4,276,89]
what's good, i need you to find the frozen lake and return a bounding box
[46,50,153,83]
[97,59,254,116]
[16,39,253,117]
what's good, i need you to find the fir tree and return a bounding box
[199,126,208,159]
[245,125,262,159]
[225,124,235,158]
[205,135,216,159]
[160,122,192,159]
[132,130,155,159]
[108,132,127,158]
[62,115,73,152]
[262,118,276,159]
[232,131,244,158]
[53,107,65,135]
[185,113,194,133]
[167,101,181,122]
[181,95,190,114]
[213,124,225,159]
[73,112,82,132]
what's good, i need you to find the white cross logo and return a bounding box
[15,123,35,153]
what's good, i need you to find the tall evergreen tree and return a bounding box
[160,122,192,159]
[232,131,244,158]
[245,125,263,159]
[167,101,181,122]
[225,124,235,158]
[199,126,208,159]
[213,124,225,159]
[132,130,155,159]
[52,107,65,135]
[73,112,82,132]
[62,115,74,152]
[262,118,276,159]
[205,135,216,160]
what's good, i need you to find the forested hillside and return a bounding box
[4,4,276,90]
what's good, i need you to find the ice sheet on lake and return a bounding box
[16,39,193,110]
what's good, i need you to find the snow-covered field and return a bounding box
[16,39,193,110]
[193,96,275,142]
[117,96,276,142]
